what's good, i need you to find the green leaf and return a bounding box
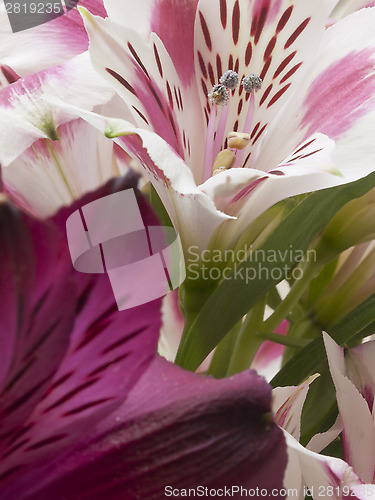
[271,293,375,388]
[175,172,375,371]
[306,257,339,306]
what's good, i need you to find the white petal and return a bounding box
[0,52,114,166]
[284,430,375,499]
[195,0,334,169]
[330,0,375,20]
[158,290,184,362]
[3,119,118,216]
[81,8,206,179]
[307,415,343,453]
[273,374,320,441]
[346,340,375,416]
[201,134,339,249]
[103,0,154,36]
[324,332,375,483]
[258,7,375,183]
[74,110,232,251]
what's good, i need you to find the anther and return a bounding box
[227,132,251,150]
[241,74,262,93]
[212,148,236,174]
[212,166,228,176]
[219,70,239,90]
[208,84,229,106]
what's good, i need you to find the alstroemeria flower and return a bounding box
[0,49,137,216]
[79,0,375,252]
[324,332,375,484]
[0,176,287,498]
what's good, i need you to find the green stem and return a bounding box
[208,321,242,378]
[256,331,310,348]
[262,259,321,334]
[226,297,266,376]
[281,316,321,366]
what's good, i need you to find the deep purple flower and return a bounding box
[0,173,287,499]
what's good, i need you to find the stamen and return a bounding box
[212,148,236,174]
[212,166,227,176]
[208,84,229,106]
[202,104,218,182]
[219,70,239,90]
[236,92,255,167]
[213,103,230,158]
[227,132,251,150]
[241,74,262,93]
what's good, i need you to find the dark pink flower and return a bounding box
[0,174,287,499]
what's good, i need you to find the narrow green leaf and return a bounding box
[175,172,375,371]
[271,293,375,388]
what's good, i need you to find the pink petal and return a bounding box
[0,199,76,445]
[0,0,107,77]
[4,357,287,499]
[151,0,199,84]
[251,319,288,380]
[301,48,375,141]
[0,175,162,488]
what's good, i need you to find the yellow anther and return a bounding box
[227,132,251,150]
[212,166,228,176]
[212,148,236,174]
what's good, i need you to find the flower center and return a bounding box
[202,71,262,182]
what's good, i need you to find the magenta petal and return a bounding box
[302,48,375,140]
[9,357,287,500]
[0,0,107,78]
[151,0,199,84]
[0,176,163,488]
[0,199,76,443]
